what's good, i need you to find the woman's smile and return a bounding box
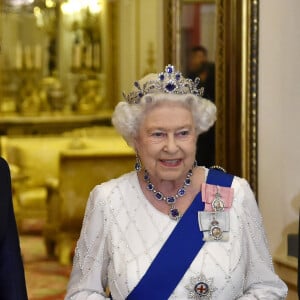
[159,158,182,167]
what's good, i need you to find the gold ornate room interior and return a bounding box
[0,0,298,299]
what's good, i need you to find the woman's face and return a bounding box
[134,102,197,184]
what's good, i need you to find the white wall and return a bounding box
[259,0,300,254]
[118,0,164,98]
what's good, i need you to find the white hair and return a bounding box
[112,92,216,148]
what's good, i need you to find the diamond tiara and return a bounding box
[122,64,203,104]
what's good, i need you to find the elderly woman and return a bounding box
[65,65,287,299]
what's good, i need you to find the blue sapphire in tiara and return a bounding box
[159,73,165,81]
[166,65,174,73]
[165,81,176,92]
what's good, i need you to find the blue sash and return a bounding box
[126,169,234,300]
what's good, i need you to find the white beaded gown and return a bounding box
[65,169,287,300]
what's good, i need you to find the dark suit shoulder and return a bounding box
[0,157,12,240]
[0,157,11,186]
[0,156,10,174]
[0,157,28,299]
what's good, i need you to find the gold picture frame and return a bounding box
[164,0,259,194]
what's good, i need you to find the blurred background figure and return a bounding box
[186,45,215,168]
[186,46,208,78]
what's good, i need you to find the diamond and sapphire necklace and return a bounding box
[143,168,193,221]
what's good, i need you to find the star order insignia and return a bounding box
[185,274,216,299]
